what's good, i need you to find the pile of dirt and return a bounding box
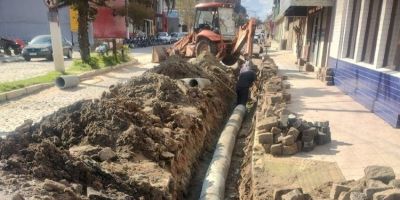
[0,55,236,199]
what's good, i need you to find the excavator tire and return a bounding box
[222,53,240,66]
[195,38,217,57]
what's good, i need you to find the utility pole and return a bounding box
[48,8,65,73]
[125,0,129,39]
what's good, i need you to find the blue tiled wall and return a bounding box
[328,57,400,128]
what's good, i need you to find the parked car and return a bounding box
[170,32,188,43]
[22,35,73,61]
[157,32,171,44]
[0,37,25,55]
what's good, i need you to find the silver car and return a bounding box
[22,35,72,61]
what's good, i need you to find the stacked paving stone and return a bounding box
[317,67,334,86]
[273,187,311,200]
[255,69,331,156]
[329,166,400,200]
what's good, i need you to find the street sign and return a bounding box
[69,8,79,32]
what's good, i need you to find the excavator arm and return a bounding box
[231,18,257,57]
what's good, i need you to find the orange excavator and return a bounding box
[152,2,256,65]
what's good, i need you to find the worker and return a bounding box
[236,58,257,105]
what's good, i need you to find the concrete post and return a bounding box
[48,8,65,73]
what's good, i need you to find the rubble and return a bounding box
[314,166,399,200]
[364,166,396,184]
[389,179,400,188]
[0,55,236,199]
[282,189,305,200]
[273,187,304,200]
[330,184,350,199]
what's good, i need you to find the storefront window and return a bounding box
[346,0,361,59]
[361,0,383,64]
[384,0,400,71]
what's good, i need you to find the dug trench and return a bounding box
[0,54,239,200]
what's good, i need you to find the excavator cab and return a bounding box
[194,7,219,32]
[194,3,235,40]
[191,3,237,61]
[193,3,236,39]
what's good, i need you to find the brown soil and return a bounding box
[0,55,236,199]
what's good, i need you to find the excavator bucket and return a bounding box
[152,46,168,63]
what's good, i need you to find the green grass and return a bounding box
[0,52,131,93]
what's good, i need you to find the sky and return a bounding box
[241,0,273,20]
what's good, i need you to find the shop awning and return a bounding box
[275,0,334,20]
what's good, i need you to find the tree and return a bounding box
[176,0,196,31]
[60,0,107,63]
[61,0,175,64]
[234,4,247,26]
[293,18,305,71]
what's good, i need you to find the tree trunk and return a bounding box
[112,39,117,61]
[77,1,91,64]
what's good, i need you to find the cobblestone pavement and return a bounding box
[0,47,155,134]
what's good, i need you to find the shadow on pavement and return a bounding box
[290,86,339,98]
[300,107,371,113]
[295,140,353,158]
[79,83,109,89]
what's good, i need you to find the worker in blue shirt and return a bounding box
[236,58,257,105]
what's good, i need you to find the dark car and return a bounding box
[0,37,25,55]
[22,35,72,61]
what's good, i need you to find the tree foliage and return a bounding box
[175,0,196,31]
[59,0,176,65]
[115,1,154,26]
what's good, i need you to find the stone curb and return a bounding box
[0,59,139,103]
[0,83,54,103]
[78,59,138,80]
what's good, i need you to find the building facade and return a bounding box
[273,0,400,127]
[0,0,95,46]
[272,0,334,69]
[0,0,73,42]
[329,0,400,127]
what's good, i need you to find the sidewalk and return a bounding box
[270,51,400,180]
[0,49,154,134]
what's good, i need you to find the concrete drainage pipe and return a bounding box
[180,78,211,89]
[55,75,80,89]
[200,104,247,200]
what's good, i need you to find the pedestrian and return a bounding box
[236,58,257,105]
